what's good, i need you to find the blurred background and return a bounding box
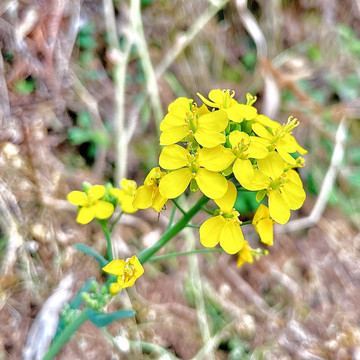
[1,0,360,359]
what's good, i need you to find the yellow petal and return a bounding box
[252,123,272,140]
[282,182,306,210]
[287,169,303,187]
[133,185,153,209]
[214,181,237,214]
[159,144,189,170]
[252,204,269,224]
[219,220,244,254]
[76,206,95,224]
[102,259,126,276]
[168,97,191,112]
[227,104,257,122]
[198,146,234,172]
[255,114,281,128]
[160,112,186,130]
[255,218,273,246]
[195,129,225,148]
[129,255,144,277]
[247,139,268,159]
[257,151,285,179]
[276,147,296,165]
[152,189,167,212]
[94,200,115,218]
[196,103,210,115]
[197,110,228,132]
[197,92,217,108]
[160,126,187,145]
[233,159,254,188]
[229,130,250,146]
[195,168,228,199]
[89,185,106,200]
[159,168,192,199]
[120,178,137,192]
[199,216,224,248]
[268,190,290,224]
[208,89,224,105]
[241,169,270,191]
[110,282,120,295]
[67,191,87,206]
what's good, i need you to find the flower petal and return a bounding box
[159,144,189,170]
[227,104,257,122]
[219,221,244,254]
[152,189,167,212]
[133,185,153,209]
[282,182,306,210]
[198,146,234,172]
[268,190,290,224]
[214,181,237,213]
[257,151,285,179]
[208,89,224,105]
[160,127,187,145]
[89,185,106,200]
[197,110,228,132]
[233,158,254,187]
[199,216,224,248]
[197,92,217,108]
[95,200,115,218]
[229,130,250,146]
[255,218,273,246]
[76,206,95,224]
[67,191,87,206]
[255,114,281,128]
[159,168,192,199]
[195,129,225,148]
[252,123,272,140]
[247,139,268,159]
[102,259,125,276]
[195,168,228,199]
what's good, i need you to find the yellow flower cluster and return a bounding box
[134,89,306,255]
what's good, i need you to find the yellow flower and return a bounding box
[226,130,268,186]
[242,152,306,225]
[133,167,168,212]
[67,185,114,225]
[252,204,274,246]
[199,181,244,254]
[110,179,138,214]
[102,255,144,295]
[236,241,254,267]
[159,97,228,148]
[197,89,257,123]
[159,144,230,199]
[252,116,307,165]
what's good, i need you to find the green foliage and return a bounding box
[87,308,136,327]
[235,190,259,215]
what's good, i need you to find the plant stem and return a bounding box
[137,195,209,264]
[171,198,186,215]
[109,211,124,234]
[241,220,252,226]
[43,310,89,360]
[99,221,113,261]
[148,248,224,262]
[167,204,177,229]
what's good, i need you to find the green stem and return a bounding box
[167,203,177,229]
[99,221,113,261]
[137,195,209,264]
[109,211,124,234]
[171,198,186,215]
[241,220,252,226]
[186,224,200,229]
[148,248,224,262]
[202,205,214,216]
[43,310,89,360]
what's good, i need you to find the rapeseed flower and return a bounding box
[197,89,257,123]
[159,144,229,199]
[242,152,306,224]
[159,97,228,148]
[102,255,144,295]
[67,185,114,225]
[199,181,244,254]
[252,116,307,165]
[236,241,254,267]
[133,167,168,212]
[252,204,274,246]
[110,178,138,214]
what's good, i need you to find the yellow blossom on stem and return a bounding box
[110,178,138,214]
[197,89,257,123]
[133,167,168,212]
[199,181,244,254]
[102,255,144,295]
[159,97,228,148]
[252,204,274,246]
[236,241,254,267]
[252,116,307,165]
[67,185,114,225]
[158,144,230,199]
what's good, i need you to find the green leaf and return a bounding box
[68,127,92,144]
[70,277,96,309]
[75,243,108,268]
[87,308,136,327]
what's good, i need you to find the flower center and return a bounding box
[269,173,287,191]
[187,153,200,175]
[232,138,250,160]
[221,89,235,109]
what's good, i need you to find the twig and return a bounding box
[0,53,11,126]
[277,117,348,233]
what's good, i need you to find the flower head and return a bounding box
[159,97,228,148]
[252,204,274,246]
[133,167,168,212]
[199,181,244,254]
[237,241,254,267]
[102,255,144,295]
[67,185,114,224]
[197,89,257,123]
[110,178,138,214]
